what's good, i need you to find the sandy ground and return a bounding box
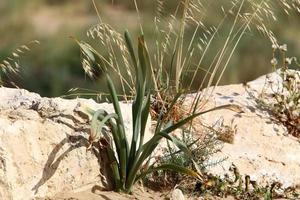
[49,186,170,200]
[48,186,237,200]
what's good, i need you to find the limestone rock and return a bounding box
[171,188,185,200]
[0,87,151,200]
[192,70,300,187]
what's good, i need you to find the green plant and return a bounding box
[73,0,300,195]
[258,45,300,137]
[144,126,226,191]
[77,31,195,193]
[76,30,236,193]
[188,164,299,199]
[85,0,300,125]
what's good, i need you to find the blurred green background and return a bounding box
[0,0,299,97]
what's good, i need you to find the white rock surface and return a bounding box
[171,188,185,200]
[192,70,300,187]
[0,87,151,200]
[0,70,299,199]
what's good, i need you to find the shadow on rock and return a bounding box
[32,134,89,194]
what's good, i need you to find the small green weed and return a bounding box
[144,127,225,191]
[258,44,300,137]
[183,164,299,199]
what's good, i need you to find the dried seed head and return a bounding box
[279,44,287,52]
[272,44,278,50]
[271,58,278,65]
[285,57,293,65]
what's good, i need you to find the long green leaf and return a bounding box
[92,112,118,137]
[124,30,138,78]
[138,35,147,81]
[106,74,129,186]
[83,106,122,163]
[158,132,191,157]
[106,148,122,191]
[91,109,107,142]
[139,36,152,90]
[128,33,152,173]
[128,94,144,172]
[124,30,141,97]
[95,113,119,143]
[136,130,191,170]
[138,92,151,151]
[126,126,187,190]
[125,133,162,191]
[124,31,143,122]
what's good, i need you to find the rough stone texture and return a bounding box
[1,70,299,199]
[0,87,151,200]
[193,70,300,188]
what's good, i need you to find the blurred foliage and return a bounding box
[0,0,299,97]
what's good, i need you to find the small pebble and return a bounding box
[171,188,185,200]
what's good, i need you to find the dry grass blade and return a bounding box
[0,40,40,84]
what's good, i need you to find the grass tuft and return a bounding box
[258,44,300,137]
